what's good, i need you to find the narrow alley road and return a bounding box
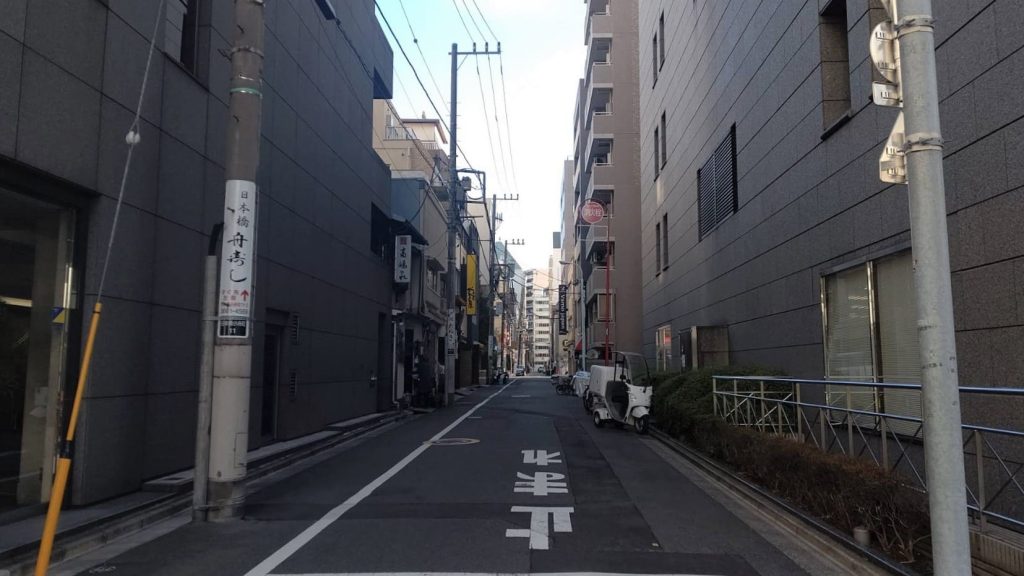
[62,378,844,576]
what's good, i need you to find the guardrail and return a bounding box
[712,376,1024,532]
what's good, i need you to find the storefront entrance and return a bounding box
[0,188,75,513]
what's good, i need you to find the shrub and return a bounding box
[653,366,931,571]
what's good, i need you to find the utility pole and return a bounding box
[208,0,264,521]
[873,1,970,572]
[446,42,501,405]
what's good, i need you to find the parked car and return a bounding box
[514,366,525,376]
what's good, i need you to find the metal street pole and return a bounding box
[193,224,222,521]
[208,0,264,521]
[895,0,971,571]
[445,43,459,407]
[446,43,502,404]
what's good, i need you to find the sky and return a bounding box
[374,0,586,272]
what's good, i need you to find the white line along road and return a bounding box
[242,383,513,576]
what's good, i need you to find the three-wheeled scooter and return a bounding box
[588,352,652,434]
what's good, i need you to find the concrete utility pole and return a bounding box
[873,1,970,572]
[446,42,501,405]
[208,0,264,521]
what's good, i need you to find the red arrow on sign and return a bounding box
[241,290,250,301]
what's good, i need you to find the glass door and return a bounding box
[0,188,75,511]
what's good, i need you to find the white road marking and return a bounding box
[268,569,724,573]
[522,449,562,465]
[244,382,513,576]
[504,506,574,550]
[514,472,569,496]
[511,395,531,398]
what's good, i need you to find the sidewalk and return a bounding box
[0,410,410,575]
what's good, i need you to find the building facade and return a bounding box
[0,0,394,511]
[526,268,554,372]
[571,0,644,365]
[638,0,1024,423]
[372,100,448,406]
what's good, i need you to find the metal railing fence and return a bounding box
[712,376,1024,532]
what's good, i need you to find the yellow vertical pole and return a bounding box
[35,302,102,576]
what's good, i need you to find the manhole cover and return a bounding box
[425,437,480,446]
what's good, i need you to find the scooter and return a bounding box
[588,352,652,434]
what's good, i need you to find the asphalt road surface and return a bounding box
[60,377,848,576]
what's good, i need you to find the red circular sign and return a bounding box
[581,201,605,224]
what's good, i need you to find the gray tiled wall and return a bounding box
[0,0,394,504]
[639,0,1024,405]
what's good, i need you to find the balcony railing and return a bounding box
[712,376,1024,533]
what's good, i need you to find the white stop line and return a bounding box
[268,569,724,573]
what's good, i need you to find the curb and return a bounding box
[0,411,410,576]
[650,428,916,576]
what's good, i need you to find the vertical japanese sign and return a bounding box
[466,254,477,315]
[394,235,411,283]
[446,309,457,355]
[558,284,568,335]
[218,180,256,338]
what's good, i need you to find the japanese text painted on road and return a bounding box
[218,180,256,338]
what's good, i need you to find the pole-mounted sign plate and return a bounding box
[219,180,256,338]
[880,112,907,184]
[581,200,605,224]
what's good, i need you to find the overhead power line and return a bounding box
[449,0,475,41]
[469,0,498,41]
[397,0,449,110]
[497,53,521,196]
[375,1,476,169]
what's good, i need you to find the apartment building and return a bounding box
[638,1,1024,424]
[570,0,644,365]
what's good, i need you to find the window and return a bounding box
[597,294,615,320]
[654,126,661,179]
[822,251,921,437]
[165,0,200,73]
[652,33,659,86]
[655,221,662,273]
[661,213,669,270]
[697,125,737,239]
[660,112,667,168]
[659,12,666,68]
[819,0,851,130]
[656,325,672,371]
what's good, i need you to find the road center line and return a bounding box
[243,383,513,576]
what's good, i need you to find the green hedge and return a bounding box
[652,366,931,572]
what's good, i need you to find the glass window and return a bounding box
[656,325,672,371]
[822,251,921,436]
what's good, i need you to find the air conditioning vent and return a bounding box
[288,370,298,400]
[288,313,300,345]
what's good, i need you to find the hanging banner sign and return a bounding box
[218,180,256,339]
[395,235,412,283]
[558,284,568,335]
[466,254,478,315]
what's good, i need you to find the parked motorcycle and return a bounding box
[588,352,652,434]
